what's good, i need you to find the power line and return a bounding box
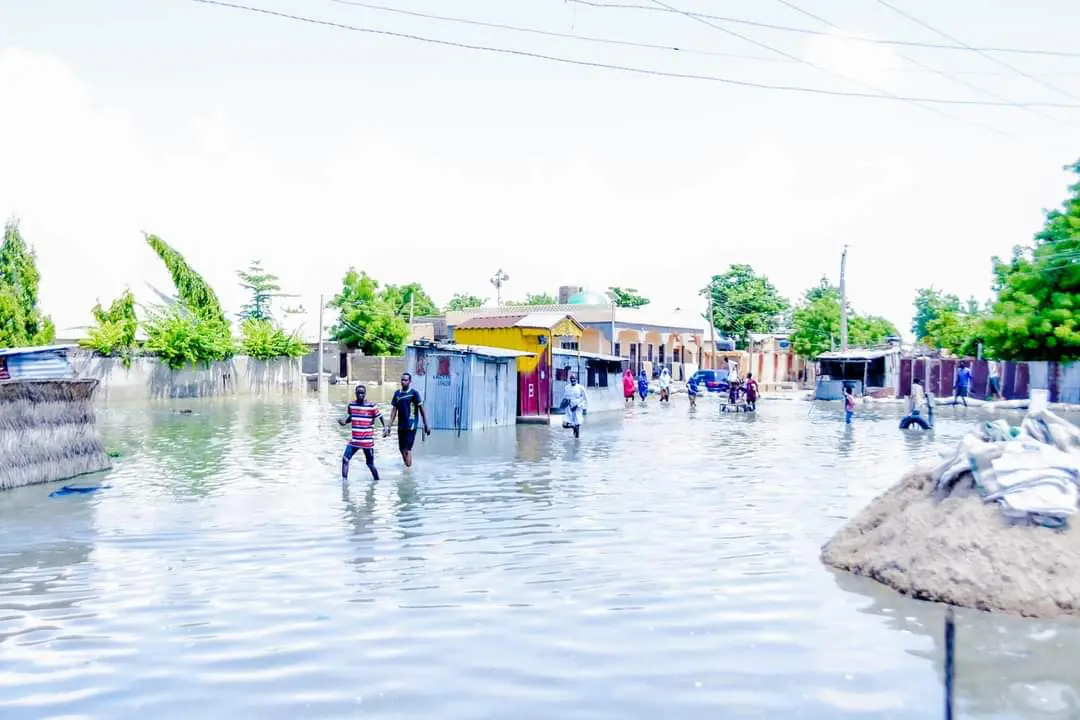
[873,0,1080,103]
[326,0,790,64]
[644,0,1017,137]
[189,0,1080,110]
[771,0,1063,125]
[567,0,1080,59]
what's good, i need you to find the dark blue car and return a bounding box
[690,369,730,393]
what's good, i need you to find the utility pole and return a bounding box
[409,293,415,325]
[708,289,717,370]
[839,245,849,353]
[316,294,325,400]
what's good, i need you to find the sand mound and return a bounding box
[822,470,1080,618]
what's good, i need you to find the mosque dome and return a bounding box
[567,290,609,305]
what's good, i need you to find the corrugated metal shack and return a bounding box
[404,342,532,431]
[814,347,901,400]
[0,345,77,381]
[552,348,626,414]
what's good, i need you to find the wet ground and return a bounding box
[2,393,1079,719]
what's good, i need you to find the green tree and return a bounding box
[143,234,234,367]
[239,317,307,359]
[982,160,1080,361]
[790,281,899,358]
[237,260,290,322]
[446,292,487,311]
[912,287,961,340]
[328,268,408,355]
[381,282,439,318]
[0,220,55,348]
[924,309,982,357]
[81,289,139,366]
[701,264,789,348]
[608,287,650,308]
[515,292,557,305]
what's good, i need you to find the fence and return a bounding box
[898,357,1080,404]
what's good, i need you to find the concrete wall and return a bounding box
[72,354,303,401]
[347,355,405,385]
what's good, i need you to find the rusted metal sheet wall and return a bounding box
[899,358,913,397]
[1014,362,1030,399]
[970,360,989,398]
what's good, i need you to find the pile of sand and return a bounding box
[821,469,1080,618]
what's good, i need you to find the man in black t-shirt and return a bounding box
[384,372,431,467]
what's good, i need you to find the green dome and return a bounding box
[567,290,609,305]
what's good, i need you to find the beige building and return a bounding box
[444,301,733,379]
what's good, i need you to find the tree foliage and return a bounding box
[143,304,235,370]
[237,260,287,322]
[328,268,408,355]
[0,220,55,348]
[381,282,439,318]
[446,292,486,311]
[145,233,225,322]
[608,287,650,308]
[505,292,557,306]
[240,318,306,360]
[912,287,962,340]
[981,160,1080,362]
[790,278,899,358]
[701,264,789,348]
[81,289,139,366]
[143,234,234,367]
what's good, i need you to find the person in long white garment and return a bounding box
[658,368,672,402]
[563,373,588,438]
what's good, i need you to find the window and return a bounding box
[673,348,681,363]
[648,344,654,361]
[555,366,569,381]
[614,342,621,357]
[561,340,579,351]
[587,366,598,387]
[598,367,609,387]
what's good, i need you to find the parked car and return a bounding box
[690,369,730,393]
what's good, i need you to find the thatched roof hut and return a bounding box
[0,346,111,490]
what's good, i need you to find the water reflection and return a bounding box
[832,569,1080,718]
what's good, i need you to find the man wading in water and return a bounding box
[385,372,431,467]
[562,373,588,438]
[338,384,386,481]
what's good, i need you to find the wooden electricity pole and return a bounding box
[708,291,717,370]
[317,293,325,399]
[839,245,849,353]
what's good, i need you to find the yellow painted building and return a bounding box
[452,312,584,417]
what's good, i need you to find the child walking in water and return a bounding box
[844,385,856,424]
[658,368,672,402]
[637,369,649,403]
[339,384,387,480]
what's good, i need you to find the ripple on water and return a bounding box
[0,397,1076,719]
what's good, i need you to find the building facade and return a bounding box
[451,312,585,419]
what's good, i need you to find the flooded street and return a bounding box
[2,395,1080,719]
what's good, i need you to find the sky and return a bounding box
[0,0,1077,341]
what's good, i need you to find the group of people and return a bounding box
[339,372,431,481]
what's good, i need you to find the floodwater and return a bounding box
[2,393,1080,720]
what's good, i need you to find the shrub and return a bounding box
[80,290,139,366]
[143,304,235,370]
[240,318,306,360]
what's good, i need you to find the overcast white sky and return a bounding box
[0,0,1076,340]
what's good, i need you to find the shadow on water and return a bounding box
[831,569,1080,719]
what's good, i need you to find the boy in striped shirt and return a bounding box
[338,384,387,481]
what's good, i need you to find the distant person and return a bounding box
[844,384,856,424]
[658,368,672,402]
[622,369,636,405]
[909,377,934,426]
[338,384,386,481]
[637,369,649,402]
[562,373,588,438]
[384,372,431,467]
[744,372,759,411]
[987,360,1003,400]
[687,373,700,409]
[954,362,972,407]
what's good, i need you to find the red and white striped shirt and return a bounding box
[348,402,381,449]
